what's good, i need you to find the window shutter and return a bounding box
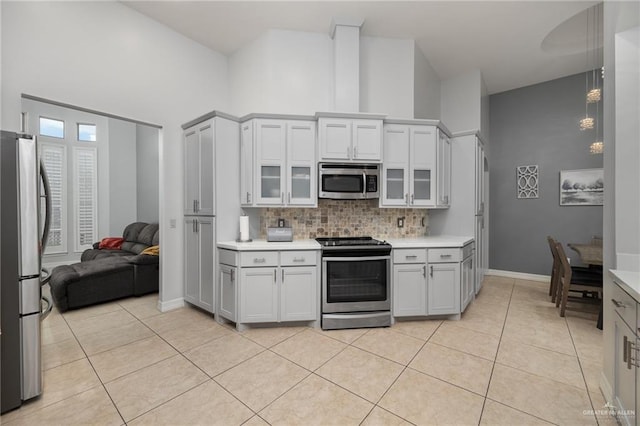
[40,143,66,254]
[73,147,97,251]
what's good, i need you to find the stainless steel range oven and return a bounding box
[317,237,392,330]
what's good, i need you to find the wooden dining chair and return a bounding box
[547,236,560,301]
[555,241,603,317]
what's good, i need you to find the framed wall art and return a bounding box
[560,168,604,206]
[517,165,539,199]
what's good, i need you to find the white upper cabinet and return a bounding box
[287,122,316,206]
[255,120,286,205]
[241,117,316,208]
[240,122,254,206]
[184,121,215,215]
[381,125,410,206]
[436,129,451,208]
[318,116,383,162]
[381,124,436,208]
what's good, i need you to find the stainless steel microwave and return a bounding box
[318,163,379,199]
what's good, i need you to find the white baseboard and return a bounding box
[599,371,613,403]
[157,298,185,312]
[486,269,550,282]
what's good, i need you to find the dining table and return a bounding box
[568,241,604,329]
[568,242,603,266]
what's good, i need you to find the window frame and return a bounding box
[38,116,65,139]
[77,122,97,142]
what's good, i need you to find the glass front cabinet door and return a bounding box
[382,124,436,207]
[255,120,286,205]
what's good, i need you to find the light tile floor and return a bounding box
[1,276,617,425]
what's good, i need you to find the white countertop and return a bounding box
[610,269,640,303]
[218,236,474,251]
[385,236,474,248]
[218,239,321,251]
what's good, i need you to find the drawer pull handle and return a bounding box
[440,254,452,258]
[254,258,266,263]
[611,299,626,308]
[293,257,305,262]
[406,255,417,259]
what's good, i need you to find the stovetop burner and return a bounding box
[316,236,389,247]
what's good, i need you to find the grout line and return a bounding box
[476,278,515,425]
[59,304,127,425]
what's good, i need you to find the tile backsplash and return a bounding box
[258,199,428,239]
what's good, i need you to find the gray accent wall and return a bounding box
[489,72,603,275]
[136,124,159,224]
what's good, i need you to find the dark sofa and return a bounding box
[49,222,159,312]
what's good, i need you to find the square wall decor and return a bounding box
[517,165,539,199]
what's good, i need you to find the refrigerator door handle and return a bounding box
[40,159,51,253]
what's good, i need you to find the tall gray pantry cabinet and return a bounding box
[182,112,241,313]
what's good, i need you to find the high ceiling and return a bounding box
[122,1,602,94]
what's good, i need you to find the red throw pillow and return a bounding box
[98,237,124,250]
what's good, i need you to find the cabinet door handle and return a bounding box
[405,193,409,204]
[406,255,417,260]
[422,265,426,277]
[354,146,358,158]
[288,192,291,203]
[611,299,626,308]
[293,257,305,262]
[281,269,284,283]
[254,257,266,263]
[430,266,433,277]
[440,254,452,259]
[193,199,197,212]
[411,194,415,204]
[274,269,277,282]
[623,336,628,363]
[281,192,284,203]
[196,199,200,212]
[230,269,235,282]
[246,192,250,203]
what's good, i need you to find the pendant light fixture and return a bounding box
[580,5,595,131]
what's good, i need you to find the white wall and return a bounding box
[229,30,420,118]
[480,75,490,144]
[229,29,333,116]
[108,119,137,235]
[1,1,230,305]
[413,46,441,119]
[440,70,482,134]
[360,36,414,117]
[136,124,159,224]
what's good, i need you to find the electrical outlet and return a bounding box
[169,219,176,229]
[397,217,404,228]
[278,218,285,228]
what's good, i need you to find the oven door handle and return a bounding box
[322,256,391,262]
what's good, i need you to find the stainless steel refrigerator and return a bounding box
[1,130,51,414]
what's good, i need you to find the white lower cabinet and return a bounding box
[393,263,426,316]
[461,254,474,311]
[612,280,638,426]
[241,267,279,323]
[427,262,460,315]
[219,264,236,321]
[218,249,319,330]
[392,243,473,318]
[184,217,215,313]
